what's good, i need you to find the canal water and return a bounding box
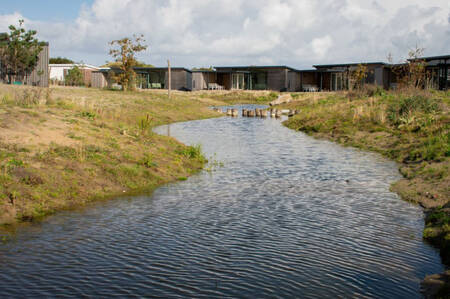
[0,105,444,298]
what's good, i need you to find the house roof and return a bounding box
[409,54,450,62]
[134,67,192,73]
[49,64,99,70]
[297,69,319,72]
[191,69,216,73]
[214,65,298,72]
[94,67,192,73]
[313,62,386,68]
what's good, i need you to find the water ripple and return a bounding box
[0,105,444,298]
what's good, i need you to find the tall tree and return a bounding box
[50,57,74,64]
[109,35,147,91]
[0,20,45,84]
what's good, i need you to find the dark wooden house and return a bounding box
[91,67,192,91]
[210,66,298,91]
[312,62,389,91]
[412,55,449,90]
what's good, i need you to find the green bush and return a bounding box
[387,95,440,125]
[177,145,205,161]
[65,66,84,86]
[139,153,157,168]
[79,111,97,119]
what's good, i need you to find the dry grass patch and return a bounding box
[0,84,220,225]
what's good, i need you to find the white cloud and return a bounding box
[311,35,333,59]
[0,0,448,68]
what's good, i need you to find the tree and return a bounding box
[0,20,45,84]
[50,57,74,64]
[108,35,147,91]
[65,66,84,86]
[393,45,428,89]
[349,64,368,90]
[405,46,427,88]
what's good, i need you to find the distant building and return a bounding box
[0,33,49,87]
[50,64,100,86]
[89,54,450,92]
[193,66,297,92]
[91,67,192,91]
[311,62,390,91]
[409,55,450,90]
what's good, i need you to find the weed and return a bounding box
[138,114,152,132]
[177,144,204,160]
[7,159,24,168]
[139,153,157,168]
[387,95,440,126]
[79,111,97,120]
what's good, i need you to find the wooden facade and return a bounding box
[192,71,217,90]
[0,44,49,87]
[212,66,295,91]
[311,62,389,91]
[413,55,450,90]
[92,67,192,91]
[90,55,449,92]
[91,71,109,89]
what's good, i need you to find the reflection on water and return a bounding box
[0,105,443,298]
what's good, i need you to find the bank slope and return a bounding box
[0,85,220,225]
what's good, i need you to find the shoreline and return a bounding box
[0,85,225,227]
[0,87,275,228]
[279,89,449,297]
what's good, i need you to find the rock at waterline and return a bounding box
[269,94,292,106]
[421,270,450,298]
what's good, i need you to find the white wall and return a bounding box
[49,64,99,81]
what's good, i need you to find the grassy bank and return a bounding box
[0,85,222,225]
[195,90,279,104]
[281,87,449,267]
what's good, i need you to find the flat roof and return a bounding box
[214,65,298,72]
[192,69,216,73]
[409,54,450,62]
[297,69,318,72]
[49,64,99,69]
[314,62,386,68]
[134,67,192,73]
[96,67,192,73]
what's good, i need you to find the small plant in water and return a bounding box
[205,153,224,172]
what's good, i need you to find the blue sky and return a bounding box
[0,0,93,22]
[0,0,448,68]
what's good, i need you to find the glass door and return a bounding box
[232,73,245,89]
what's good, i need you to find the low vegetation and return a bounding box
[282,86,449,270]
[198,90,279,104]
[0,85,220,225]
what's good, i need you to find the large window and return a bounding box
[149,71,165,89]
[251,72,267,90]
[232,73,246,89]
[331,73,342,90]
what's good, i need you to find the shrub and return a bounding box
[16,88,42,107]
[138,114,152,131]
[387,95,440,126]
[65,66,84,86]
[139,153,157,168]
[177,144,205,161]
[79,111,97,119]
